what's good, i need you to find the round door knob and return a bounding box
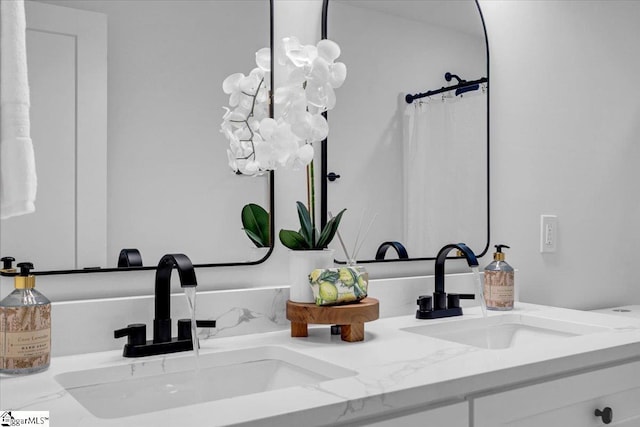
[594,407,613,424]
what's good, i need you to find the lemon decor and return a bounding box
[309,266,368,306]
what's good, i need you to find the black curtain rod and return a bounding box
[406,77,488,104]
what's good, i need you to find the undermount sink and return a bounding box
[55,346,356,419]
[402,313,609,350]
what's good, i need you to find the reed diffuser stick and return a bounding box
[353,213,378,261]
[351,209,366,262]
[329,211,352,262]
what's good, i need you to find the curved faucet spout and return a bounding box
[156,254,198,289]
[154,254,197,343]
[434,243,478,294]
[375,241,409,260]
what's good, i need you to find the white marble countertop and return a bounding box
[2,302,640,426]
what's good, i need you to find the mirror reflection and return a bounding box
[324,0,488,262]
[1,0,272,271]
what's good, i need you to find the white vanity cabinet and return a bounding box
[344,401,468,427]
[473,360,640,426]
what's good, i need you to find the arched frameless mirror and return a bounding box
[321,0,489,263]
[0,0,274,274]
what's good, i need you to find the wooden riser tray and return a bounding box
[286,297,379,342]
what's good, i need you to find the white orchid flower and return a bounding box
[274,85,308,124]
[227,149,239,172]
[221,37,346,176]
[317,39,340,62]
[255,47,271,72]
[305,81,336,112]
[278,37,304,67]
[293,144,315,170]
[329,62,347,88]
[259,118,300,167]
[222,73,245,107]
[291,111,328,143]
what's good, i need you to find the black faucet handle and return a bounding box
[196,320,217,328]
[417,295,433,312]
[447,293,460,309]
[458,293,475,300]
[114,323,147,346]
[177,319,217,341]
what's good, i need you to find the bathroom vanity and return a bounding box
[2,301,640,426]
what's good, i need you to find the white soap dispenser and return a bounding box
[483,245,514,311]
[0,262,51,374]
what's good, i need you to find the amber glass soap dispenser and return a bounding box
[0,262,51,374]
[483,245,514,311]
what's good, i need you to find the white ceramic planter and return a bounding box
[288,249,335,303]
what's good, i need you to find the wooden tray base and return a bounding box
[286,297,379,342]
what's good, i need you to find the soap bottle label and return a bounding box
[484,270,514,310]
[0,305,51,370]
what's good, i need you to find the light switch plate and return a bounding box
[540,215,558,253]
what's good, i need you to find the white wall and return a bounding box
[481,0,640,309]
[3,0,639,310]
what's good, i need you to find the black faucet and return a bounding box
[153,254,197,342]
[114,253,215,357]
[375,241,409,260]
[117,248,143,267]
[416,243,479,319]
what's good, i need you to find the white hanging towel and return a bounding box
[1,0,37,219]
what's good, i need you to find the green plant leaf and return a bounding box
[244,229,266,248]
[295,201,316,247]
[241,203,270,247]
[279,229,310,250]
[316,208,346,249]
[319,270,340,283]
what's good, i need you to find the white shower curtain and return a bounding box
[403,89,487,256]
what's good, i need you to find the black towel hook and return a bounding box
[445,72,465,85]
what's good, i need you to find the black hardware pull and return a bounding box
[327,172,341,181]
[594,407,613,424]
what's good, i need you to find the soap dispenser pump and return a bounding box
[483,245,514,311]
[0,262,51,374]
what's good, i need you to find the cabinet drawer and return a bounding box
[474,360,640,426]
